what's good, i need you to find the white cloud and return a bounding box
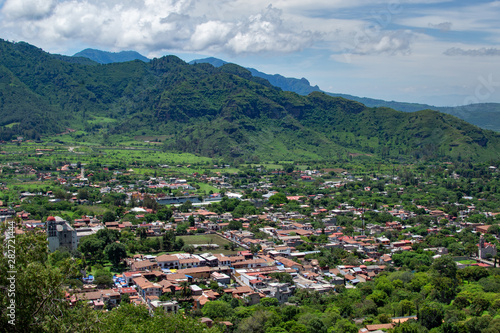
[0,0,317,54]
[444,47,500,56]
[1,0,499,105]
[2,0,56,20]
[341,30,415,56]
[190,21,233,51]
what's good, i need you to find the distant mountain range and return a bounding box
[73,48,150,64]
[188,57,500,132]
[68,49,500,132]
[1,39,500,163]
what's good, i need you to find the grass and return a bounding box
[179,234,229,245]
[4,122,20,128]
[86,116,118,125]
[457,260,477,265]
[178,234,244,255]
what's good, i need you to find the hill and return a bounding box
[73,48,150,64]
[188,57,321,96]
[189,57,500,132]
[2,39,500,162]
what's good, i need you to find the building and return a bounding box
[46,216,78,252]
[478,234,497,259]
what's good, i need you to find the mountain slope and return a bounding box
[189,57,500,132]
[189,57,321,96]
[2,39,500,162]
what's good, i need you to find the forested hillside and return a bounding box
[1,39,500,162]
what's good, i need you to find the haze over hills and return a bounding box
[1,39,500,162]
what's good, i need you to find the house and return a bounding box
[148,299,179,314]
[275,256,303,271]
[156,254,180,270]
[262,282,295,303]
[133,277,162,298]
[211,272,231,285]
[130,260,158,271]
[178,257,200,269]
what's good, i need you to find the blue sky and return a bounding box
[1,0,499,106]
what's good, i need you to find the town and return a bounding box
[1,144,500,332]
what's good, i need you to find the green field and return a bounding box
[457,260,477,265]
[179,234,243,255]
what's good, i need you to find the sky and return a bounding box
[1,0,500,106]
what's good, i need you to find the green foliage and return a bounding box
[100,304,222,332]
[104,242,127,267]
[418,303,444,330]
[201,300,234,320]
[268,193,288,206]
[2,39,500,162]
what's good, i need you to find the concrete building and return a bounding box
[478,234,497,259]
[47,216,78,252]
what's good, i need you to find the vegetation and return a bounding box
[2,39,500,163]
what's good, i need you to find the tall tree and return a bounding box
[105,243,127,267]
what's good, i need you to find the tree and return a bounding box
[331,319,358,333]
[157,207,173,221]
[162,229,176,251]
[179,280,192,298]
[470,295,490,316]
[94,268,114,288]
[188,215,195,227]
[250,243,262,254]
[0,223,98,331]
[105,243,127,267]
[201,300,234,320]
[179,200,193,213]
[181,244,195,254]
[268,193,288,206]
[78,236,105,263]
[174,237,185,251]
[418,303,444,330]
[400,299,415,316]
[102,210,116,223]
[137,227,147,240]
[121,293,131,304]
[430,255,457,282]
[260,297,279,307]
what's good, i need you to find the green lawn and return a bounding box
[179,234,244,255]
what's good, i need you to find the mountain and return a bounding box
[189,57,321,96]
[2,38,500,162]
[189,57,500,132]
[73,48,150,64]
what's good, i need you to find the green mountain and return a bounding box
[189,57,321,96]
[73,48,150,64]
[189,57,500,132]
[2,39,500,162]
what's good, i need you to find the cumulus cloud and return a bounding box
[342,30,415,56]
[444,47,500,56]
[223,6,316,54]
[0,0,316,54]
[2,0,56,20]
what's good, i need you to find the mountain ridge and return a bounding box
[187,57,500,132]
[73,48,150,64]
[1,39,500,163]
[69,49,500,132]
